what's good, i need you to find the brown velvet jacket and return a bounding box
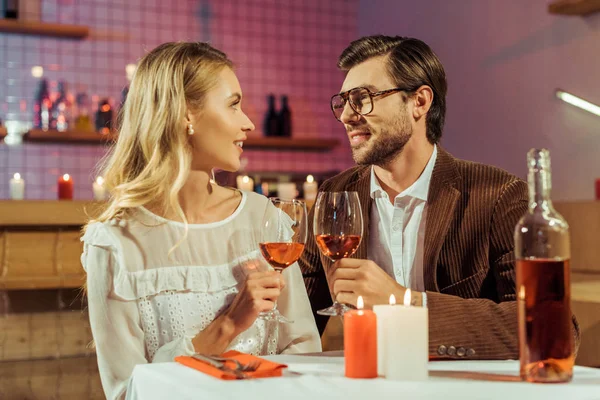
[299,147,580,360]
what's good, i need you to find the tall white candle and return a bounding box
[302,175,318,202]
[9,173,25,200]
[373,294,396,376]
[374,289,429,381]
[93,176,107,201]
[277,182,297,199]
[236,175,254,192]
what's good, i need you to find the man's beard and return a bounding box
[351,112,413,167]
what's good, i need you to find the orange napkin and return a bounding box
[175,350,287,380]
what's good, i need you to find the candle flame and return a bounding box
[63,174,70,181]
[518,285,525,300]
[242,175,250,183]
[389,294,396,305]
[14,173,21,180]
[96,176,104,185]
[307,174,314,183]
[126,63,137,82]
[403,289,412,307]
[357,295,364,310]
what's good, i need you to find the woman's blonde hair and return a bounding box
[86,42,233,231]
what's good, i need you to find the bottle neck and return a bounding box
[528,168,552,209]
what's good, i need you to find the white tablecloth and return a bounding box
[126,352,600,400]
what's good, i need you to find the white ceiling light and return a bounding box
[31,66,44,78]
[556,89,600,117]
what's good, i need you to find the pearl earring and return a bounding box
[187,123,194,136]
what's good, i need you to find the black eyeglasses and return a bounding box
[330,86,412,121]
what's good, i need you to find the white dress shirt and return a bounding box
[367,145,437,305]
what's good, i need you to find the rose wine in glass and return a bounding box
[259,242,305,271]
[258,198,307,323]
[313,191,363,316]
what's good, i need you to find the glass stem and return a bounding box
[272,269,282,314]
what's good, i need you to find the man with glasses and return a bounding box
[299,35,579,360]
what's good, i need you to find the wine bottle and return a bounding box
[514,148,574,383]
[263,94,278,137]
[277,95,291,137]
[3,0,18,19]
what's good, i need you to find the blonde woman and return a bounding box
[81,42,321,400]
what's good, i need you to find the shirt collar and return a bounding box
[369,144,438,202]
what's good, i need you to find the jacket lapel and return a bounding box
[423,147,461,292]
[345,166,372,260]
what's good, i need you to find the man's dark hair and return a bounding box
[338,35,447,144]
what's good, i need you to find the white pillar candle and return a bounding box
[9,173,25,200]
[302,175,318,202]
[93,176,107,201]
[374,289,429,381]
[373,294,396,376]
[277,182,297,199]
[236,175,254,192]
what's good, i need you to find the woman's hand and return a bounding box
[225,270,286,335]
[191,270,285,355]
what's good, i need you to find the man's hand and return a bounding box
[327,258,422,308]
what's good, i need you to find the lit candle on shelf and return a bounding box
[375,289,429,381]
[9,173,25,200]
[58,174,74,200]
[236,175,254,192]
[277,182,297,200]
[302,174,318,202]
[93,176,107,201]
[344,295,377,379]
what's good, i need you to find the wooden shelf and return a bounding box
[244,137,339,150]
[0,19,89,38]
[549,0,600,15]
[25,128,116,144]
[0,200,103,227]
[22,129,339,150]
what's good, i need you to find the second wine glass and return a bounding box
[313,191,363,316]
[258,198,307,324]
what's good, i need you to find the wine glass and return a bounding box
[258,198,308,323]
[313,191,363,316]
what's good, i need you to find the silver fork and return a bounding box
[211,356,261,372]
[192,354,250,379]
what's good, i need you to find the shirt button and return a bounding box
[466,348,476,357]
[437,345,447,355]
[447,346,456,356]
[457,347,466,357]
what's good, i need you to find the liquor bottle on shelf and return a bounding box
[52,81,71,132]
[514,148,574,383]
[3,0,18,19]
[277,95,292,137]
[95,98,113,135]
[263,94,278,137]
[33,79,51,130]
[74,91,94,132]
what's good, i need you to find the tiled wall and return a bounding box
[0,0,357,200]
[358,0,600,200]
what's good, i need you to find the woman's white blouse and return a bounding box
[81,191,321,400]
